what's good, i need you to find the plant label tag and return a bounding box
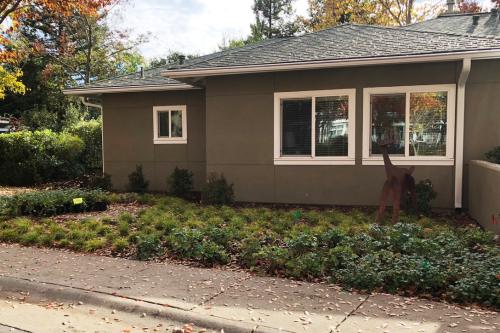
[73,198,83,205]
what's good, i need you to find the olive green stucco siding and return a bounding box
[100,59,500,209]
[102,90,206,191]
[205,62,462,208]
[463,60,500,206]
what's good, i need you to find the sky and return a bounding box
[108,0,494,61]
[108,0,309,59]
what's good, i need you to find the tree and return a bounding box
[457,0,483,13]
[0,0,116,100]
[493,0,500,8]
[0,2,147,130]
[304,0,440,30]
[148,52,197,68]
[250,0,299,40]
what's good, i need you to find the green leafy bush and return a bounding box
[485,146,500,164]
[127,165,149,193]
[201,173,234,205]
[0,130,85,185]
[86,173,112,191]
[167,167,193,198]
[66,119,102,171]
[136,234,163,260]
[0,189,109,217]
[405,179,437,215]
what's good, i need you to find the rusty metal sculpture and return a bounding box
[376,143,417,223]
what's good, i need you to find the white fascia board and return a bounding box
[63,84,199,95]
[162,50,500,78]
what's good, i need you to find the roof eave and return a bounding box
[62,83,200,95]
[161,49,500,79]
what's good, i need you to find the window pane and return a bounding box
[171,110,183,138]
[409,92,447,156]
[315,96,349,156]
[158,111,169,137]
[282,99,312,156]
[370,94,406,155]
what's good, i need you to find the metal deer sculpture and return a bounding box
[376,143,417,223]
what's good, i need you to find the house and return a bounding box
[64,8,500,211]
[0,117,11,134]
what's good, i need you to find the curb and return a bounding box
[0,276,282,333]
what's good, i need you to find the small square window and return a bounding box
[153,106,187,144]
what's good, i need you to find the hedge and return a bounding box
[67,120,102,172]
[0,130,85,185]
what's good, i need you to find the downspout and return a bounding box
[455,58,471,209]
[80,97,105,173]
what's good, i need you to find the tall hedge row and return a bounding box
[0,127,98,186]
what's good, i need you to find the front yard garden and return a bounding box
[0,188,498,309]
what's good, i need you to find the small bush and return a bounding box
[127,165,149,194]
[415,179,437,215]
[167,167,193,198]
[0,189,109,217]
[485,146,500,164]
[405,179,437,216]
[86,173,112,191]
[136,234,163,260]
[201,173,234,205]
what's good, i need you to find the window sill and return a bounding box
[154,139,187,145]
[274,158,355,166]
[362,157,454,166]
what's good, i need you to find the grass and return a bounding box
[0,194,498,309]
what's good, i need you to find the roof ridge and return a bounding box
[439,11,492,17]
[349,22,500,40]
[87,63,170,85]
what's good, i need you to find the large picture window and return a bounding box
[153,105,187,144]
[274,89,356,165]
[363,85,456,165]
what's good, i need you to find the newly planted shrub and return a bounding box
[127,165,149,193]
[405,179,437,215]
[86,173,112,191]
[201,173,234,205]
[136,234,163,260]
[485,146,500,164]
[167,167,193,198]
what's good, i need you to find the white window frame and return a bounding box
[153,105,187,144]
[362,84,456,166]
[274,89,356,165]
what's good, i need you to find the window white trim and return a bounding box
[153,105,187,144]
[362,84,456,166]
[274,89,356,165]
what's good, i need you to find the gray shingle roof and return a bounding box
[66,20,500,93]
[405,11,500,39]
[168,24,500,71]
[67,65,186,91]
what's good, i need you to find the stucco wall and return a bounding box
[462,59,500,207]
[205,62,460,207]
[469,160,500,234]
[102,89,206,191]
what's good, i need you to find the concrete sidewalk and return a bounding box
[0,244,497,333]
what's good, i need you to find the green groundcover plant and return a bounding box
[0,195,498,308]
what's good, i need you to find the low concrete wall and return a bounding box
[469,160,500,234]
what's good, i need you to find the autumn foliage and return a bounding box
[0,0,117,99]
